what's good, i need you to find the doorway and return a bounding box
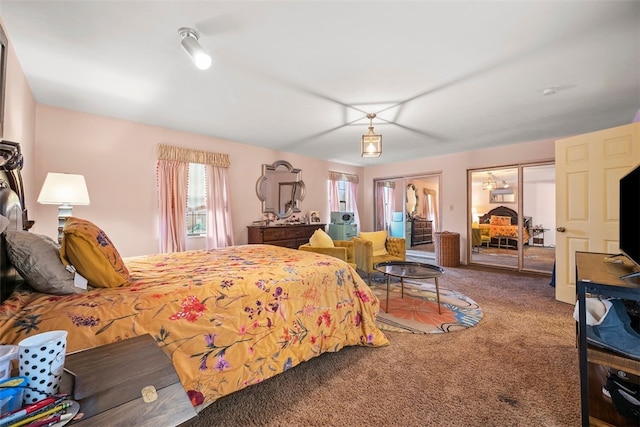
[468,163,555,274]
[373,173,441,260]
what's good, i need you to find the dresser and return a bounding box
[411,219,433,246]
[247,224,326,249]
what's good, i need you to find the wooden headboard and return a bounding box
[0,140,33,301]
[479,205,518,225]
[479,205,532,229]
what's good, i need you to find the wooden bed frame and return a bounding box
[0,140,33,301]
[478,205,531,248]
[479,205,518,225]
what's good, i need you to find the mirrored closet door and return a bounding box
[374,173,441,259]
[468,163,555,274]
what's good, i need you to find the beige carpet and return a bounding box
[180,265,580,427]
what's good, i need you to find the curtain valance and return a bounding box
[157,144,230,168]
[377,180,395,189]
[328,171,359,183]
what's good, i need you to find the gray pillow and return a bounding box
[0,215,9,233]
[4,230,85,295]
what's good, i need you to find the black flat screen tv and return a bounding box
[619,163,640,279]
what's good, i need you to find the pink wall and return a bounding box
[31,105,361,256]
[362,140,555,262]
[2,19,556,262]
[1,17,37,214]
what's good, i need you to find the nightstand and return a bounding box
[530,228,548,246]
[61,335,196,426]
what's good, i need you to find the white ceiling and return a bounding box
[1,1,638,166]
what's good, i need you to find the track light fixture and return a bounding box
[178,27,211,70]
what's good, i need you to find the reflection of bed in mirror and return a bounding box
[478,205,530,249]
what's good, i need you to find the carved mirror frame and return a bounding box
[256,160,306,219]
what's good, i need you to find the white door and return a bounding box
[555,122,640,303]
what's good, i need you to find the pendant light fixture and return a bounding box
[361,113,382,158]
[178,27,211,70]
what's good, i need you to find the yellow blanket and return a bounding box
[0,245,388,410]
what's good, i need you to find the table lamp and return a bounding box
[37,172,90,242]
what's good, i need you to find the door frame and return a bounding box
[373,172,442,249]
[467,161,555,273]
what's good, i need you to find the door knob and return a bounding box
[556,227,566,232]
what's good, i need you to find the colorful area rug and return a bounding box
[371,281,483,334]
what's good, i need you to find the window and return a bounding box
[328,171,360,228]
[337,180,348,211]
[328,180,353,212]
[187,163,206,235]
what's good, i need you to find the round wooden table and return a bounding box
[374,261,444,314]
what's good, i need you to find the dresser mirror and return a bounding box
[256,160,305,219]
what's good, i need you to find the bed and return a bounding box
[0,142,389,412]
[478,205,531,249]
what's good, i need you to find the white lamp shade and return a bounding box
[37,173,90,205]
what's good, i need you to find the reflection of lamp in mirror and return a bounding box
[37,173,90,243]
[482,173,496,190]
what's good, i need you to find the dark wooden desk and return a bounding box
[62,335,196,426]
[575,252,640,426]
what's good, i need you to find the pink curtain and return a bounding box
[423,188,439,231]
[157,160,188,253]
[376,184,385,231]
[346,180,360,229]
[328,172,361,230]
[205,164,235,248]
[329,179,340,211]
[376,182,395,231]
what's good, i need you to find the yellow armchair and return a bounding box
[472,223,491,250]
[298,240,356,269]
[479,224,491,247]
[353,233,406,285]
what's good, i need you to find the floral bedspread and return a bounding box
[489,224,530,241]
[0,245,388,410]
[481,224,531,242]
